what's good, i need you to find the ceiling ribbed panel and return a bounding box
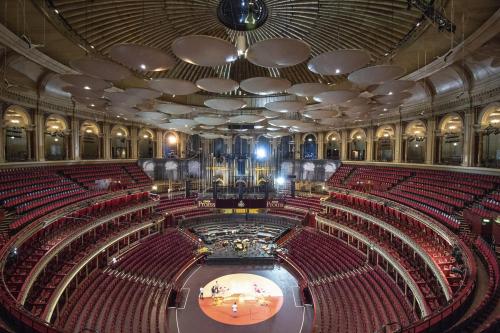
[50,0,421,83]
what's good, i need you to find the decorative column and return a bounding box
[103,123,111,160]
[340,130,348,161]
[366,127,374,162]
[317,132,325,159]
[34,108,45,161]
[71,116,80,160]
[476,127,483,167]
[294,133,301,160]
[155,130,163,158]
[179,133,187,158]
[462,111,474,167]
[130,126,138,159]
[0,123,5,163]
[425,118,436,165]
[394,122,402,163]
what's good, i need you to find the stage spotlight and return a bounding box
[256,147,267,159]
[276,177,285,186]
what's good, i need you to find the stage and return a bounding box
[169,264,314,333]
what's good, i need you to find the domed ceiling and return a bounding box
[45,0,423,84]
[0,0,499,136]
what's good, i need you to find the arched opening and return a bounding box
[302,134,317,159]
[163,132,179,158]
[138,129,154,159]
[4,105,31,162]
[349,129,366,161]
[279,135,294,160]
[374,125,395,162]
[44,115,68,160]
[234,135,250,175]
[80,121,100,160]
[479,105,500,168]
[186,134,201,158]
[325,132,340,160]
[439,115,463,165]
[213,138,225,158]
[111,125,129,159]
[404,120,426,163]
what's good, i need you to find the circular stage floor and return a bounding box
[170,264,314,333]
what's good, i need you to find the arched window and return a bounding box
[45,115,68,160]
[404,120,426,163]
[349,129,366,161]
[325,132,341,160]
[80,121,100,160]
[302,134,317,159]
[163,132,179,158]
[479,105,500,168]
[4,105,31,162]
[375,125,395,162]
[138,129,154,159]
[111,125,129,159]
[439,115,463,165]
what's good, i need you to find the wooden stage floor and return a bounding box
[169,264,314,333]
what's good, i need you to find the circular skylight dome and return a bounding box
[217,0,268,31]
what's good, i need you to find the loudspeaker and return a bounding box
[290,180,296,198]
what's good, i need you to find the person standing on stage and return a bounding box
[211,285,216,298]
[232,302,238,317]
[199,287,204,299]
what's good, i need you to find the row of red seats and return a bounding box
[402,180,474,202]
[312,267,416,333]
[10,191,104,230]
[395,185,465,208]
[284,229,365,281]
[114,230,195,281]
[5,184,80,209]
[371,190,460,230]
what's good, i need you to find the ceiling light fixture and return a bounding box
[83,85,91,90]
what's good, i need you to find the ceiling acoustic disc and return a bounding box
[303,109,341,119]
[124,88,162,99]
[268,119,303,128]
[196,78,239,93]
[204,98,246,111]
[348,65,405,86]
[157,103,193,115]
[307,49,371,75]
[59,74,112,91]
[287,83,330,97]
[107,105,138,115]
[104,92,145,106]
[108,43,176,72]
[63,86,103,99]
[193,116,228,126]
[70,57,132,81]
[369,80,416,95]
[240,77,291,95]
[228,115,265,123]
[148,78,200,95]
[169,118,199,127]
[313,90,359,104]
[261,110,281,119]
[172,35,238,67]
[135,112,168,121]
[265,101,306,113]
[341,97,370,107]
[246,38,311,68]
[374,92,412,104]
